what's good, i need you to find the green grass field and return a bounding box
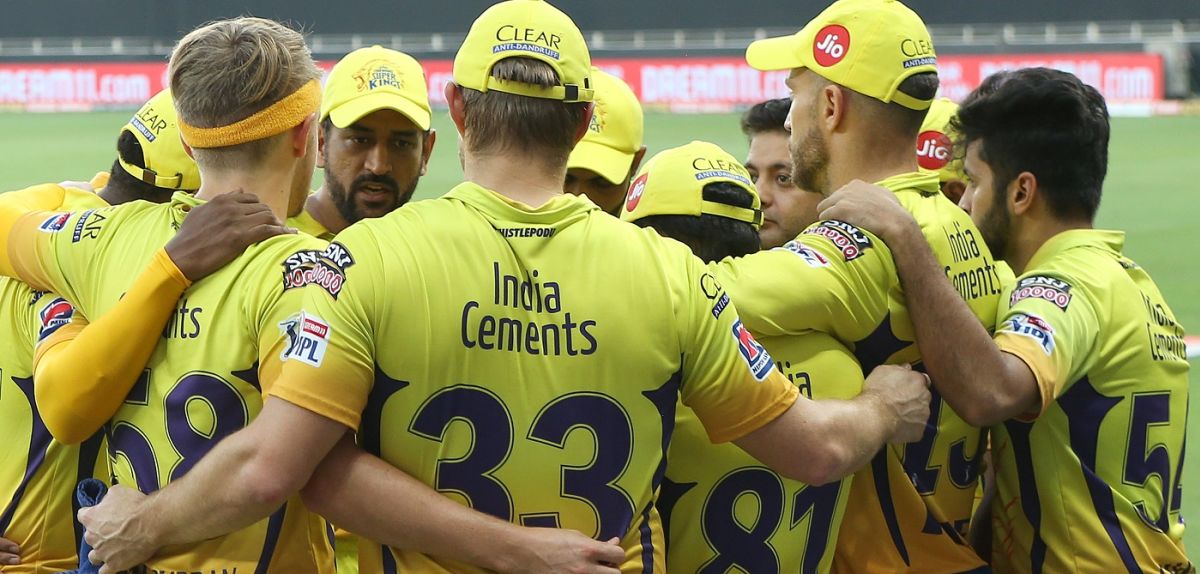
[1,110,1198,549]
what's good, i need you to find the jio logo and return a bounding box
[812,25,850,67]
[916,130,953,170]
[625,174,648,212]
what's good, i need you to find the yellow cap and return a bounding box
[119,89,200,191]
[917,97,965,183]
[745,0,937,110]
[620,141,762,228]
[567,68,644,184]
[321,45,432,130]
[453,0,594,102]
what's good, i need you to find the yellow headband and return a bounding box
[178,79,321,148]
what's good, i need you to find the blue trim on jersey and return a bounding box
[1004,420,1046,573]
[0,376,52,534]
[382,546,398,574]
[870,451,911,565]
[254,504,288,574]
[1060,378,1141,573]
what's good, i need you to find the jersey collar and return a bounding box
[1025,228,1126,271]
[444,182,599,225]
[875,171,941,196]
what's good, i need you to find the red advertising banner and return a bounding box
[0,52,1163,112]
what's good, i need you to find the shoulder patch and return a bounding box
[39,213,71,233]
[1001,312,1056,355]
[732,319,775,381]
[279,311,331,367]
[802,220,873,261]
[699,273,730,319]
[37,297,75,342]
[1010,275,1073,311]
[777,240,831,268]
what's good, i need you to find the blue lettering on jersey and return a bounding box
[732,319,774,381]
[1003,313,1056,355]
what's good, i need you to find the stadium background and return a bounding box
[1,0,1198,552]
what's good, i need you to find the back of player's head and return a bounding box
[621,141,763,262]
[168,17,322,169]
[453,0,593,168]
[741,98,791,138]
[954,67,1109,221]
[746,0,938,139]
[107,89,201,202]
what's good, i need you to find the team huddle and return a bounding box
[0,0,1191,572]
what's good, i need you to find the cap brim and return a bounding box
[328,92,432,131]
[568,141,636,185]
[745,35,806,72]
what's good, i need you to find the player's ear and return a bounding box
[316,119,328,169]
[292,113,317,159]
[419,129,437,176]
[823,84,846,133]
[572,102,595,146]
[1011,171,1038,215]
[180,135,195,160]
[446,83,468,137]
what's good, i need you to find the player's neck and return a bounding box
[195,167,294,221]
[1007,215,1093,275]
[306,187,349,234]
[827,140,918,192]
[463,152,565,209]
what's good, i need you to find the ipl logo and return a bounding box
[813,25,850,67]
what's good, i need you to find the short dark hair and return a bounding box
[741,98,791,138]
[634,182,761,262]
[105,130,178,202]
[461,57,590,170]
[849,72,939,140]
[953,67,1109,221]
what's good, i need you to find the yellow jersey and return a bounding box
[289,204,335,241]
[8,192,335,573]
[270,183,799,574]
[990,229,1191,573]
[713,171,1005,572]
[0,185,109,574]
[661,332,864,573]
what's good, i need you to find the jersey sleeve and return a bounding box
[32,249,191,444]
[674,252,799,444]
[2,188,112,305]
[711,219,895,342]
[993,272,1099,419]
[267,232,379,431]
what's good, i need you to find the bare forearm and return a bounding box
[812,393,897,481]
[302,439,528,571]
[887,224,1013,422]
[144,430,290,547]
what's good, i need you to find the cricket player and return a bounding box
[712,0,1007,570]
[564,67,646,214]
[820,67,1192,573]
[916,97,968,204]
[0,89,279,572]
[622,141,866,573]
[73,2,930,573]
[290,45,436,241]
[741,97,820,249]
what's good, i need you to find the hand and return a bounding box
[817,180,916,242]
[58,180,97,192]
[77,485,161,574]
[166,191,294,282]
[0,536,19,566]
[502,530,624,574]
[862,364,931,443]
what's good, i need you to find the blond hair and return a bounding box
[461,58,589,169]
[169,17,322,168]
